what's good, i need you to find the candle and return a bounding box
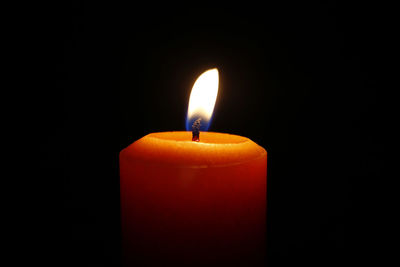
[120,69,267,266]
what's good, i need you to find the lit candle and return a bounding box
[120,69,267,266]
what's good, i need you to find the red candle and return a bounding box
[120,69,267,266]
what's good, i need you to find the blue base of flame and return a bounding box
[186,115,212,132]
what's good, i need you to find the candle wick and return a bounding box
[192,118,201,142]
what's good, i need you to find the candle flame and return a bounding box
[186,68,219,131]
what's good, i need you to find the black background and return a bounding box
[39,1,388,266]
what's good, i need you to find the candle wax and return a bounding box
[120,131,267,266]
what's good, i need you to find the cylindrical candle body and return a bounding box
[120,132,267,267]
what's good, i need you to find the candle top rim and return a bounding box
[121,131,266,168]
[148,131,249,144]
